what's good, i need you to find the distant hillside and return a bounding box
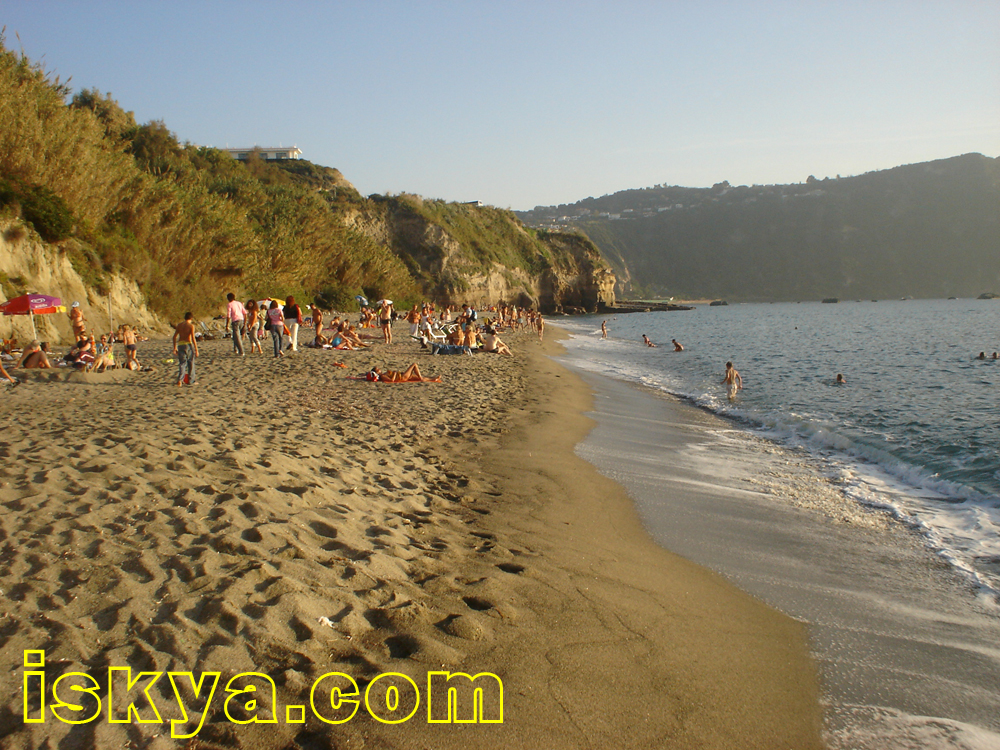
[517,154,1000,301]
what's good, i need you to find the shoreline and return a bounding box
[0,323,823,748]
[560,351,1000,748]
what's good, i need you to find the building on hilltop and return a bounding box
[224,146,302,161]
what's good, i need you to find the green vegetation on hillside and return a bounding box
[0,36,612,319]
[0,35,416,319]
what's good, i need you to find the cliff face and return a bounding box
[342,199,616,313]
[0,220,165,345]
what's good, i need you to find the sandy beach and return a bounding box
[0,322,823,749]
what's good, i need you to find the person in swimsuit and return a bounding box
[601,320,608,339]
[379,300,394,344]
[311,304,324,344]
[69,302,87,340]
[123,325,139,369]
[672,339,684,351]
[172,313,199,385]
[18,341,51,369]
[722,361,742,400]
[835,373,846,384]
[642,334,657,347]
[368,364,441,383]
[482,327,512,355]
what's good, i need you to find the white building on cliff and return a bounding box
[224,146,302,161]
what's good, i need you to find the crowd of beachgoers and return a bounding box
[1,294,545,387]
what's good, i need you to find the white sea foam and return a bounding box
[826,705,1000,750]
[556,314,1000,602]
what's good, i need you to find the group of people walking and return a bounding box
[225,294,305,359]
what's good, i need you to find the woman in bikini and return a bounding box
[369,364,441,383]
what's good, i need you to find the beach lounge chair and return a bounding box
[198,322,217,341]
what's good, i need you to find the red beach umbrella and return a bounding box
[0,293,66,339]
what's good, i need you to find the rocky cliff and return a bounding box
[341,196,616,313]
[0,220,166,345]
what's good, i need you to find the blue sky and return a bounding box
[4,1,998,209]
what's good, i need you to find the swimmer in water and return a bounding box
[642,334,657,347]
[835,373,846,384]
[722,361,742,400]
[672,339,683,352]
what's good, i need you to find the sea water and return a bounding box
[552,299,1000,749]
[557,299,1000,598]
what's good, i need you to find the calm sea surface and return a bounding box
[556,299,1000,598]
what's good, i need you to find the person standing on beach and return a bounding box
[406,305,420,337]
[722,361,743,400]
[379,299,394,344]
[226,293,247,356]
[69,302,87,341]
[601,320,608,339]
[267,300,285,357]
[122,325,139,369]
[310,303,324,344]
[537,313,544,341]
[172,313,198,386]
[283,296,303,352]
[245,300,263,354]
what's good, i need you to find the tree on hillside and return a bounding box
[70,89,137,143]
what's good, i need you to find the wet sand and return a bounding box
[568,366,1000,749]
[0,324,822,748]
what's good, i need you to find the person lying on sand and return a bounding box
[367,364,441,383]
[18,341,51,369]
